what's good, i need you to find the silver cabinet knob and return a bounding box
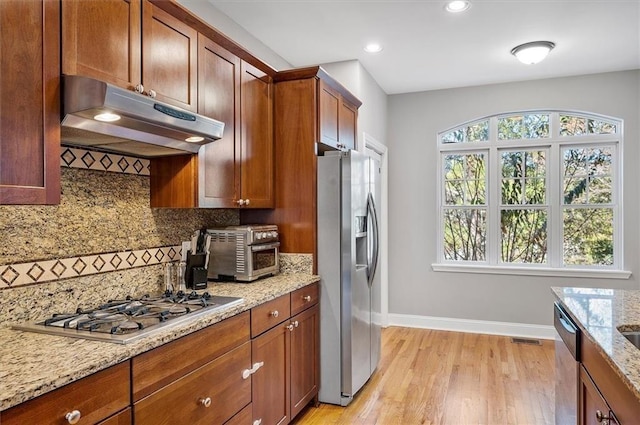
[245,199,250,206]
[148,89,157,98]
[200,397,212,408]
[287,323,295,331]
[293,320,299,328]
[237,199,245,206]
[595,410,612,424]
[253,419,263,425]
[65,410,81,424]
[134,83,144,94]
[303,295,312,302]
[270,310,279,318]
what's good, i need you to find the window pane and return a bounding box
[443,209,486,261]
[563,147,613,205]
[501,209,548,264]
[442,128,464,144]
[498,116,522,140]
[466,121,489,142]
[564,208,613,266]
[501,151,546,205]
[524,114,550,139]
[588,119,617,134]
[444,153,486,205]
[560,115,586,136]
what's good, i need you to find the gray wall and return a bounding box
[387,70,640,327]
[321,60,389,148]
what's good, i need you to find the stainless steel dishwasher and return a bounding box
[554,302,581,425]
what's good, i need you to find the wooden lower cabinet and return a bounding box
[252,322,291,425]
[134,342,252,425]
[251,283,320,425]
[225,404,253,425]
[1,362,130,425]
[290,303,320,419]
[579,366,619,425]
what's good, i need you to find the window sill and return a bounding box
[431,263,632,279]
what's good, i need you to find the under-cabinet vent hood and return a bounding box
[61,75,224,158]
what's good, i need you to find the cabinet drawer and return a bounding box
[291,282,319,316]
[132,311,250,401]
[251,294,290,337]
[134,342,252,425]
[98,408,131,425]
[224,403,252,425]
[2,361,130,425]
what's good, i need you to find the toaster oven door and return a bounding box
[246,242,280,280]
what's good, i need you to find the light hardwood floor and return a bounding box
[293,326,555,425]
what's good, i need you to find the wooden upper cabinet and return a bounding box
[0,0,60,205]
[62,0,197,111]
[318,78,357,151]
[197,35,241,208]
[240,61,274,208]
[62,0,141,90]
[142,0,198,111]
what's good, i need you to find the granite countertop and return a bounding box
[551,286,640,402]
[0,273,319,412]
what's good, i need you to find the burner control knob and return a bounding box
[65,410,82,424]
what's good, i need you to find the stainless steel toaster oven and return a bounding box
[206,225,279,282]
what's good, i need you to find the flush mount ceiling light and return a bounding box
[511,41,556,65]
[445,1,471,13]
[364,43,383,53]
[185,136,205,143]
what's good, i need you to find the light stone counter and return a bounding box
[0,273,319,412]
[551,287,640,402]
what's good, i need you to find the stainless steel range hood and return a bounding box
[61,75,224,157]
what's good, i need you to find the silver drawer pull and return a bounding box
[303,295,312,302]
[200,397,212,408]
[65,410,81,424]
[270,310,279,318]
[242,361,265,379]
[253,419,262,425]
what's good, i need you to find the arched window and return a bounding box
[436,111,624,273]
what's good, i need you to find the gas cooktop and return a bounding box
[13,291,244,344]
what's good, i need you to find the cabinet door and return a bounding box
[290,303,319,418]
[252,323,291,425]
[197,34,241,208]
[62,0,141,90]
[142,0,197,111]
[579,366,618,425]
[318,80,340,149]
[240,61,274,208]
[338,100,357,151]
[0,0,60,205]
[98,408,132,425]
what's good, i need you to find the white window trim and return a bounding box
[434,110,630,277]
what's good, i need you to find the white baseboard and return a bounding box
[387,313,556,340]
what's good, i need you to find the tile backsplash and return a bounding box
[0,147,238,288]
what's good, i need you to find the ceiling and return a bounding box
[195,0,640,95]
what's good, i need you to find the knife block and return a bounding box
[186,251,208,290]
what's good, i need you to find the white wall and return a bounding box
[176,0,292,71]
[387,70,640,330]
[320,60,389,149]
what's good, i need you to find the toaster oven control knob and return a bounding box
[65,410,81,424]
[200,397,212,408]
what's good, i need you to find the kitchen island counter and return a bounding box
[0,273,319,411]
[551,286,640,404]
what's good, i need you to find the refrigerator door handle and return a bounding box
[366,192,380,287]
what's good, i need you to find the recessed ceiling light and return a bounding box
[445,1,471,13]
[511,41,556,65]
[94,112,121,122]
[185,136,204,143]
[364,43,383,53]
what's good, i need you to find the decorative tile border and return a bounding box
[61,146,150,176]
[0,246,181,289]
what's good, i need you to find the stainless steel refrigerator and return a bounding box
[317,149,381,406]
